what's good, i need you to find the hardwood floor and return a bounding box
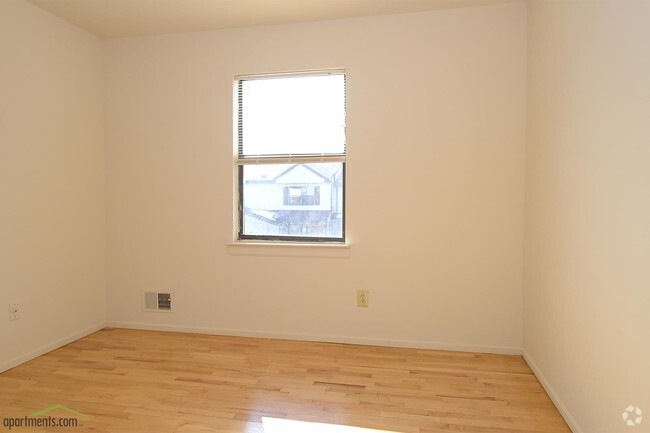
[0,328,570,433]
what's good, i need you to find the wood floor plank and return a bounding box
[0,328,570,433]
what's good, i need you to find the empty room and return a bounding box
[1,0,648,432]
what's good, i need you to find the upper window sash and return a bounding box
[237,71,346,159]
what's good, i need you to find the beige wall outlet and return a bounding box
[357,289,369,308]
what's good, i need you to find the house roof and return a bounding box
[244,163,342,183]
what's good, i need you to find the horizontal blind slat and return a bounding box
[237,154,345,165]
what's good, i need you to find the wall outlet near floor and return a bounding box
[357,289,369,308]
[9,303,19,321]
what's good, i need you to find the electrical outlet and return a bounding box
[357,289,369,308]
[9,303,19,321]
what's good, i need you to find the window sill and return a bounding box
[226,241,351,258]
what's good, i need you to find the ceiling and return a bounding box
[26,0,518,39]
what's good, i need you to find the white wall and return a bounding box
[105,3,527,353]
[0,1,106,371]
[524,1,650,432]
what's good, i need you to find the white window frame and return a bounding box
[234,70,346,244]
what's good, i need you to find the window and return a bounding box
[236,71,346,243]
[284,186,320,206]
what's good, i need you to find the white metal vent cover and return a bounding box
[144,292,172,312]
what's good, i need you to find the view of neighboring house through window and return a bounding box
[284,185,320,206]
[236,71,346,242]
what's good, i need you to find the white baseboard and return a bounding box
[0,319,520,373]
[106,321,521,355]
[522,348,582,433]
[0,322,106,374]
